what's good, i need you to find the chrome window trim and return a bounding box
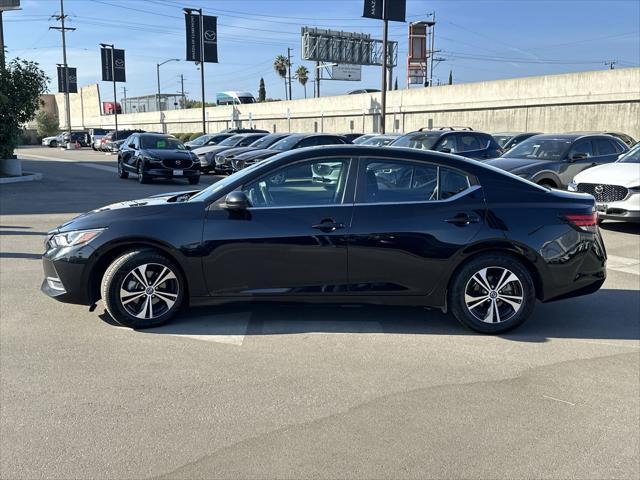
[353,184,481,207]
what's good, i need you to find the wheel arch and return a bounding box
[88,238,190,304]
[530,171,561,188]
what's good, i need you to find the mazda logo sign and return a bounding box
[175,160,181,166]
[115,59,125,68]
[594,185,604,194]
[204,30,216,42]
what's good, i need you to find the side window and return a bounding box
[297,137,318,148]
[242,158,349,208]
[316,136,341,146]
[437,135,458,153]
[458,134,483,152]
[440,168,471,199]
[594,138,618,156]
[363,161,438,203]
[569,140,594,158]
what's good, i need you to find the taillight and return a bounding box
[564,212,598,230]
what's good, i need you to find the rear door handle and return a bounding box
[312,218,345,232]
[445,213,480,226]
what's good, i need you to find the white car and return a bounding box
[42,134,62,147]
[569,143,640,222]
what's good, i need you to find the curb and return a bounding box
[0,172,43,184]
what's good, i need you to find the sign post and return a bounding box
[184,8,218,134]
[362,0,406,133]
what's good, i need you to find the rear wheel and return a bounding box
[101,250,185,329]
[137,161,151,184]
[449,254,536,334]
[117,160,129,179]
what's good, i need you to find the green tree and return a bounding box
[273,54,289,100]
[295,65,309,99]
[258,77,266,102]
[0,59,49,159]
[35,110,59,138]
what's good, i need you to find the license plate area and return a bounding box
[596,203,608,213]
[173,169,183,176]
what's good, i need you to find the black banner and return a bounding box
[100,47,126,82]
[57,66,77,93]
[363,0,406,22]
[185,12,218,63]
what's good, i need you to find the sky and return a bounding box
[3,0,640,103]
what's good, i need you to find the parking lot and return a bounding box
[1,147,639,479]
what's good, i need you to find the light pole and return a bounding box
[156,58,179,112]
[100,42,118,137]
[183,7,206,134]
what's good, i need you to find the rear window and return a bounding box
[503,137,573,160]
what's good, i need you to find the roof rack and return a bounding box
[418,126,474,131]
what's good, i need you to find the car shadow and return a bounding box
[599,221,640,234]
[97,288,640,343]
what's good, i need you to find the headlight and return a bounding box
[568,181,578,192]
[48,228,105,248]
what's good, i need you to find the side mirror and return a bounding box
[569,153,588,162]
[224,191,249,211]
[128,143,136,149]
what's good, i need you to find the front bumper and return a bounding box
[41,245,95,305]
[146,167,200,178]
[596,194,640,222]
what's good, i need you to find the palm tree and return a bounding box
[273,55,289,100]
[295,65,309,99]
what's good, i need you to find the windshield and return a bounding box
[189,135,213,146]
[219,135,244,147]
[391,132,441,150]
[618,144,640,163]
[189,159,275,202]
[141,137,185,150]
[362,136,397,147]
[493,135,512,148]
[270,135,302,151]
[250,135,283,149]
[503,137,572,160]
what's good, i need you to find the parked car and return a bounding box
[42,145,605,335]
[352,134,379,145]
[211,133,290,175]
[390,129,503,160]
[359,134,401,147]
[341,133,365,142]
[220,128,270,134]
[42,134,63,148]
[62,131,90,147]
[569,142,640,222]
[99,129,145,152]
[348,89,380,94]
[568,131,636,148]
[230,133,352,172]
[486,134,629,188]
[117,133,200,185]
[89,128,110,150]
[184,133,234,149]
[492,132,542,151]
[195,133,269,173]
[105,139,126,154]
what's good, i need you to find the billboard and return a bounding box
[0,0,21,11]
[57,66,77,93]
[100,48,126,82]
[363,0,406,22]
[185,12,218,63]
[331,64,362,81]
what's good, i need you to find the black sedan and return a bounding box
[117,133,200,185]
[486,134,629,188]
[230,133,351,172]
[212,133,290,175]
[42,146,605,334]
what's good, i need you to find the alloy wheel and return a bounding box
[119,263,179,320]
[464,266,524,324]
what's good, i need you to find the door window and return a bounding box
[594,138,619,156]
[242,158,350,208]
[457,134,483,152]
[437,135,458,153]
[569,140,594,158]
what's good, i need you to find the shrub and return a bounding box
[36,110,59,138]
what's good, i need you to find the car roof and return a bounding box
[529,133,610,141]
[139,133,173,138]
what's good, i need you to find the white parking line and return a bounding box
[607,255,640,276]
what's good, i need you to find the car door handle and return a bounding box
[445,213,480,226]
[312,219,345,232]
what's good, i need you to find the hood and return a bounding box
[192,144,235,155]
[217,146,254,158]
[234,148,276,161]
[573,162,640,187]
[485,157,553,174]
[55,191,199,233]
[142,149,196,161]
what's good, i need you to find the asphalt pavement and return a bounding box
[1,147,639,480]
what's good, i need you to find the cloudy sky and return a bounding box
[4,0,639,102]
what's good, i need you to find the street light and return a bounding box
[157,58,179,112]
[100,42,119,137]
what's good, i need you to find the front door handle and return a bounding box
[312,218,345,232]
[445,213,480,226]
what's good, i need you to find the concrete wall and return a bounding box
[56,68,640,138]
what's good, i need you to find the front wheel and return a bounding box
[101,250,185,329]
[117,160,129,179]
[137,162,151,184]
[50,141,57,148]
[449,254,536,334]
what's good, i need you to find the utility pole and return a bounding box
[180,74,185,108]
[605,60,617,70]
[287,47,293,101]
[50,0,75,136]
[429,12,436,87]
[315,60,321,98]
[0,11,5,70]
[380,16,389,133]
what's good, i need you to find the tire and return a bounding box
[449,253,536,334]
[100,249,185,329]
[137,161,151,184]
[188,176,200,185]
[92,145,97,151]
[117,160,129,179]
[50,141,57,148]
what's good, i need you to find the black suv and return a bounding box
[390,128,503,160]
[117,133,200,185]
[486,133,629,188]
